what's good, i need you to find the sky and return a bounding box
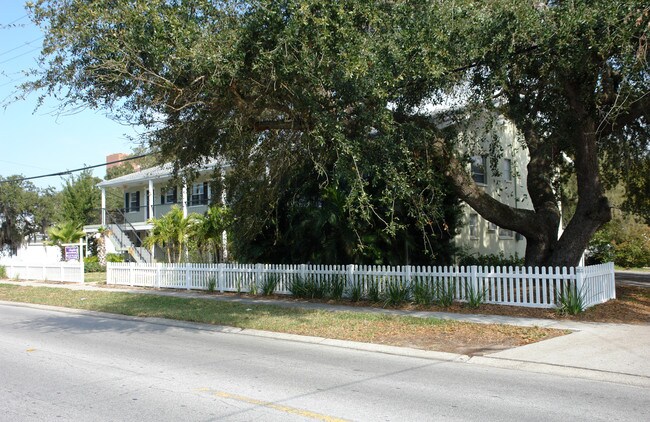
[0,2,142,190]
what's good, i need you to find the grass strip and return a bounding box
[0,283,566,354]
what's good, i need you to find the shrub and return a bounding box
[83,256,105,273]
[366,280,381,303]
[0,265,6,279]
[289,275,307,298]
[458,251,524,267]
[106,253,125,263]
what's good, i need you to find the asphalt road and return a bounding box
[616,271,650,288]
[1,303,648,422]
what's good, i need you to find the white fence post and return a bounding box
[129,262,135,286]
[575,266,585,308]
[79,260,84,284]
[156,263,161,289]
[218,263,225,292]
[186,264,191,290]
[470,265,478,302]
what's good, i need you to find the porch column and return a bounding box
[101,187,106,226]
[148,179,154,220]
[181,182,188,218]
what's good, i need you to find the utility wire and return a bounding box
[0,36,43,58]
[0,153,152,184]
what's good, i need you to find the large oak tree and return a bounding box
[24,0,649,266]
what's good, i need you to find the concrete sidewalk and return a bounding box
[2,279,649,387]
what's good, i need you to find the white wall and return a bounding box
[453,115,533,260]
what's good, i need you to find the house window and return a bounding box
[190,182,209,206]
[471,156,487,184]
[161,187,177,205]
[503,158,512,181]
[469,214,479,238]
[500,227,514,239]
[125,191,140,213]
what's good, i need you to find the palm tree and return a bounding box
[144,206,192,263]
[47,221,85,261]
[93,226,112,266]
[189,206,231,263]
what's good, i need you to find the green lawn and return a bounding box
[0,283,565,354]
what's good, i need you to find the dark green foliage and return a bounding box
[0,176,56,254]
[25,0,650,266]
[458,252,524,268]
[59,170,102,226]
[0,266,6,279]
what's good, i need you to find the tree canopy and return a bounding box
[0,176,57,254]
[25,0,650,266]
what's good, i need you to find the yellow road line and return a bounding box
[197,388,348,422]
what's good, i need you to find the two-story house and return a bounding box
[87,114,534,263]
[86,159,225,263]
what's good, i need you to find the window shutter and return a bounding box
[135,191,140,210]
[203,182,208,204]
[125,192,130,212]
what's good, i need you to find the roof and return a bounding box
[97,157,226,188]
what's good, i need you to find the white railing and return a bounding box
[107,262,615,309]
[0,260,85,284]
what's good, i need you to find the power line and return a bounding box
[0,36,43,58]
[0,153,152,184]
[0,47,41,66]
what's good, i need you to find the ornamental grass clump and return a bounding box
[261,274,279,296]
[383,280,411,307]
[556,282,585,315]
[435,278,456,308]
[412,278,434,305]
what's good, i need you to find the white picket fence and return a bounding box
[106,261,616,309]
[0,260,85,283]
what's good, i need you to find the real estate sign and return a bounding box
[64,246,80,261]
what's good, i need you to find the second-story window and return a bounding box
[161,187,177,205]
[190,182,209,206]
[125,191,140,213]
[471,156,487,184]
[503,158,512,181]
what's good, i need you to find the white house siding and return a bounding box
[453,116,533,260]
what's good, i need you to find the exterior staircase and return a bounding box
[105,210,153,264]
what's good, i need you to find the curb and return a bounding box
[0,300,468,364]
[468,356,650,388]
[1,299,647,386]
